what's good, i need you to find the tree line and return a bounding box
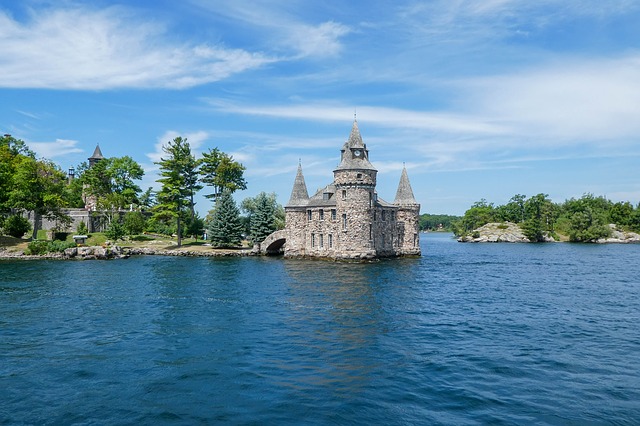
[452,193,640,242]
[1,134,284,248]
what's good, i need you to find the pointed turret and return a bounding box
[335,120,376,171]
[88,144,104,167]
[286,163,310,207]
[394,166,418,206]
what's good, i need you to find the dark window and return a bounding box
[342,214,347,230]
[307,210,312,221]
[319,210,324,220]
[331,209,336,220]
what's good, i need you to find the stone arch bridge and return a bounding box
[259,230,286,255]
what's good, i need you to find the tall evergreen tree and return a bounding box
[245,192,277,244]
[207,191,243,248]
[200,148,247,201]
[155,136,197,247]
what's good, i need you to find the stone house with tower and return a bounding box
[267,120,421,260]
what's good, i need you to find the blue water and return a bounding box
[1,233,639,425]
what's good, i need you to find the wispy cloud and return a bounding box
[187,0,351,58]
[30,139,83,160]
[0,6,273,90]
[147,130,210,164]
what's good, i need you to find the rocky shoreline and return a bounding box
[458,222,640,243]
[0,245,258,261]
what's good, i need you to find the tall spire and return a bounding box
[335,120,376,171]
[394,166,418,205]
[347,119,364,149]
[88,144,104,167]
[287,163,310,207]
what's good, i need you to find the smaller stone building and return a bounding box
[281,120,421,259]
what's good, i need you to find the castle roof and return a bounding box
[394,166,418,206]
[286,163,310,207]
[335,120,377,171]
[89,144,104,160]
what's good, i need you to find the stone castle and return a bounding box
[269,120,421,260]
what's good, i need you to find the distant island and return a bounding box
[448,193,640,243]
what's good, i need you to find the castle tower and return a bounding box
[88,144,104,167]
[83,144,105,211]
[284,163,310,256]
[394,166,421,255]
[333,120,378,258]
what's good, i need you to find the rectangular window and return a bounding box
[307,210,312,221]
[331,209,336,220]
[342,190,347,200]
[311,233,315,247]
[369,224,372,240]
[381,234,385,246]
[319,209,324,220]
[381,210,386,221]
[319,234,324,248]
[373,210,377,221]
[328,234,333,248]
[342,213,347,230]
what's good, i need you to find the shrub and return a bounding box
[76,220,88,235]
[26,240,75,255]
[105,221,126,241]
[123,211,146,235]
[4,215,31,238]
[25,240,49,255]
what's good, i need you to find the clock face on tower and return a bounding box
[353,149,362,157]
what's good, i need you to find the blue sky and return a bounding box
[1,0,639,216]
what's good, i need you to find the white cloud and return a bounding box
[186,0,350,58]
[205,101,507,135]
[288,21,351,58]
[0,6,273,89]
[30,139,83,159]
[147,130,210,163]
[463,54,640,142]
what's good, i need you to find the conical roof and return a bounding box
[89,144,104,160]
[394,166,418,205]
[335,120,376,171]
[286,163,310,207]
[347,120,365,149]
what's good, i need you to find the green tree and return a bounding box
[200,148,247,201]
[154,136,196,247]
[1,135,35,215]
[560,194,612,242]
[105,219,126,241]
[123,211,146,235]
[185,213,205,241]
[138,187,156,211]
[207,191,243,248]
[452,199,496,236]
[81,156,144,210]
[3,214,32,238]
[609,201,633,228]
[8,156,70,239]
[242,192,279,244]
[521,193,555,242]
[496,194,527,223]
